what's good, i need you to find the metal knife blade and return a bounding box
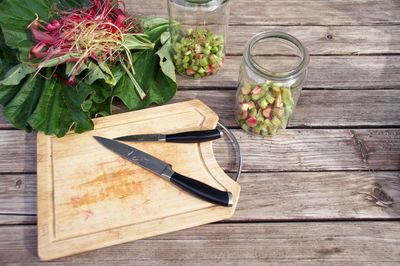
[114,134,165,142]
[93,136,233,207]
[93,136,172,178]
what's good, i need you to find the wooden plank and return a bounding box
[226,25,400,55]
[0,222,399,264]
[0,215,36,225]
[233,171,400,221]
[0,131,37,173]
[175,55,400,89]
[1,128,399,173]
[0,174,36,215]
[2,89,400,129]
[2,55,400,129]
[213,128,400,172]
[170,90,400,128]
[1,171,399,224]
[126,0,400,26]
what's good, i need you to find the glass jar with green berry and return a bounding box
[236,32,310,136]
[167,0,229,78]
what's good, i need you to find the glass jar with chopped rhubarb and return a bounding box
[236,32,310,136]
[167,0,229,78]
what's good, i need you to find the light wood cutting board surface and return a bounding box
[36,100,240,260]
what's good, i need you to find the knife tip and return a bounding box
[93,136,106,142]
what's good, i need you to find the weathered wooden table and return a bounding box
[1,0,400,264]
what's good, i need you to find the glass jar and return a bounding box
[235,32,310,136]
[167,0,230,78]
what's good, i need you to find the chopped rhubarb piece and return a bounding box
[262,106,272,119]
[249,107,257,117]
[247,101,256,109]
[246,116,257,127]
[272,107,285,118]
[250,86,262,95]
[237,94,245,103]
[241,86,251,95]
[240,110,249,119]
[186,69,195,75]
[241,103,250,111]
[274,94,283,108]
[271,86,281,97]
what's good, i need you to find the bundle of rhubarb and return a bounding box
[0,0,176,137]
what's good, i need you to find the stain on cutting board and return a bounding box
[51,142,210,240]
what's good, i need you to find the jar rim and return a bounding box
[169,0,228,7]
[244,31,309,81]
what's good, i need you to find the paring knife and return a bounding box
[113,128,222,143]
[93,136,233,207]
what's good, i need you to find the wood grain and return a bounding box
[2,171,399,224]
[1,222,399,264]
[2,89,400,129]
[213,129,400,172]
[0,174,36,215]
[126,0,400,26]
[175,55,400,89]
[226,25,400,55]
[1,128,399,173]
[233,171,400,221]
[170,90,400,128]
[0,130,37,173]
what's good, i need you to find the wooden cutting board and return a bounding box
[36,100,241,260]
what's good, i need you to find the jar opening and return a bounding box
[244,32,309,80]
[170,0,228,7]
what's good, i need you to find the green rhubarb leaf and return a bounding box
[156,32,176,83]
[113,44,176,110]
[142,17,170,43]
[124,35,154,50]
[88,96,113,117]
[0,28,18,68]
[56,0,88,10]
[65,61,88,77]
[38,54,73,68]
[85,61,116,86]
[79,78,113,104]
[0,84,21,106]
[0,0,51,61]
[2,73,44,131]
[0,63,36,86]
[27,74,94,137]
[114,19,176,111]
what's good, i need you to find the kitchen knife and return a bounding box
[93,136,233,207]
[113,128,222,143]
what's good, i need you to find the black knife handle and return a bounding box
[170,172,233,207]
[165,128,222,143]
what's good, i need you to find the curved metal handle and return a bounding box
[217,121,242,182]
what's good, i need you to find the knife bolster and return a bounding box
[160,165,174,180]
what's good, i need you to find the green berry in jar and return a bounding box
[173,27,225,78]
